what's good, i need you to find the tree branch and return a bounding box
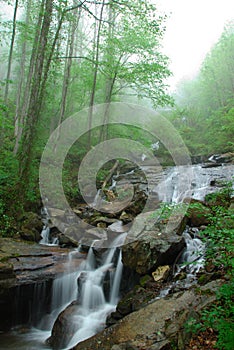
[54,55,97,64]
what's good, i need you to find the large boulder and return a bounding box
[47,302,79,349]
[19,212,43,242]
[186,199,212,227]
[0,238,84,330]
[121,211,186,275]
[71,280,223,350]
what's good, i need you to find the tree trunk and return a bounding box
[14,0,31,137]
[4,0,19,105]
[14,0,45,154]
[59,6,81,127]
[1,0,19,142]
[52,5,81,150]
[17,0,54,197]
[87,0,105,150]
[99,0,117,142]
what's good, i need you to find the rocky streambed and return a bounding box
[0,161,233,349]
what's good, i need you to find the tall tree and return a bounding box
[4,0,19,105]
[87,0,105,150]
[17,0,54,196]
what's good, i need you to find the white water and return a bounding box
[65,234,125,349]
[156,227,206,299]
[0,235,125,349]
[154,164,234,203]
[181,229,205,274]
[2,164,233,349]
[40,207,59,246]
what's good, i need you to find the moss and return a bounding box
[139,275,152,287]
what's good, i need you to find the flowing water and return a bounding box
[0,164,233,349]
[40,207,59,246]
[154,163,234,203]
[0,234,126,350]
[65,236,125,349]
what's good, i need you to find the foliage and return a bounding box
[166,21,234,157]
[0,0,172,211]
[186,183,234,350]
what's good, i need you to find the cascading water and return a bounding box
[0,235,125,350]
[1,164,233,349]
[157,227,206,299]
[154,163,234,203]
[65,233,126,349]
[40,207,58,246]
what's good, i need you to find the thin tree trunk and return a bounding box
[18,0,54,192]
[59,6,81,125]
[14,0,45,154]
[1,0,19,142]
[99,1,118,142]
[14,0,31,138]
[4,0,19,105]
[87,0,105,150]
[52,5,81,149]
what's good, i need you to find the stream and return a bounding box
[0,163,233,350]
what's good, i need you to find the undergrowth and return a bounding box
[186,181,234,350]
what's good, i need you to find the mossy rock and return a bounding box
[187,200,212,227]
[139,275,152,287]
[19,212,43,242]
[205,190,232,208]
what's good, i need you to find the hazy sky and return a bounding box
[1,0,233,91]
[156,0,234,90]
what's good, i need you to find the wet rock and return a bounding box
[139,274,152,287]
[91,216,119,226]
[152,265,170,282]
[208,152,234,164]
[107,283,159,326]
[119,211,134,223]
[48,301,79,349]
[0,238,84,287]
[72,281,223,350]
[19,212,43,242]
[58,233,79,248]
[122,211,186,275]
[186,199,212,227]
[0,262,15,280]
[202,162,222,168]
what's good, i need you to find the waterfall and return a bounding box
[181,229,205,274]
[64,234,126,349]
[93,189,102,208]
[40,207,58,246]
[154,164,234,203]
[110,250,123,304]
[156,227,206,299]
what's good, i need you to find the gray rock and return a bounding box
[122,211,186,275]
[72,280,223,350]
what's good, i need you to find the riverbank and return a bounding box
[0,163,233,349]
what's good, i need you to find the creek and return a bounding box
[0,163,233,350]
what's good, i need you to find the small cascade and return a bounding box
[156,228,206,299]
[174,228,206,289]
[177,228,205,278]
[40,225,50,245]
[181,229,205,274]
[154,164,234,203]
[110,250,123,304]
[38,250,82,330]
[93,189,102,208]
[65,233,126,349]
[40,207,59,246]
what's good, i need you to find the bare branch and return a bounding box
[54,55,97,64]
[82,3,112,23]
